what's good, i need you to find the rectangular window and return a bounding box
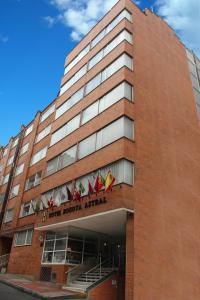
[25,124,33,137]
[88,30,132,70]
[3,148,8,157]
[85,53,133,95]
[4,208,14,223]
[78,117,134,159]
[63,9,132,76]
[0,164,3,172]
[10,184,20,198]
[15,229,33,246]
[12,138,19,149]
[20,202,34,217]
[40,104,55,123]
[20,143,29,156]
[7,155,14,166]
[35,125,52,143]
[65,44,90,74]
[56,87,84,119]
[15,163,24,176]
[50,115,80,146]
[91,9,132,48]
[60,64,87,95]
[25,171,42,190]
[81,101,99,125]
[78,133,96,159]
[2,173,10,185]
[30,147,47,166]
[46,145,77,176]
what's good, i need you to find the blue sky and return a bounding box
[0,0,199,146]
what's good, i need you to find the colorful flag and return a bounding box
[67,186,73,201]
[48,196,54,208]
[88,180,94,195]
[35,198,41,214]
[54,192,61,207]
[105,170,115,192]
[79,182,85,195]
[94,174,104,193]
[73,188,81,201]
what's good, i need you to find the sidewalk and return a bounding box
[0,273,86,299]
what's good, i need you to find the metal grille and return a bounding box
[40,267,52,281]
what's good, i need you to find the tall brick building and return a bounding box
[0,0,200,299]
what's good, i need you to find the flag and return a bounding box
[48,196,54,208]
[79,182,85,195]
[105,170,115,192]
[94,174,104,193]
[54,192,61,207]
[73,188,81,201]
[61,190,66,202]
[35,198,41,214]
[100,173,105,186]
[88,180,94,195]
[67,186,73,201]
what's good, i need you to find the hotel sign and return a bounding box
[48,197,107,219]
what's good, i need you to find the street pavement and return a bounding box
[0,282,37,300]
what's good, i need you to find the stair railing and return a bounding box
[85,256,113,282]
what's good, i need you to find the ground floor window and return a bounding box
[15,229,33,246]
[42,231,100,265]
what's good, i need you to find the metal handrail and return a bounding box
[65,264,80,275]
[85,257,112,282]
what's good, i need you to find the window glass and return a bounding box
[7,155,14,166]
[46,156,59,176]
[15,229,33,246]
[30,147,47,166]
[64,44,90,74]
[78,134,96,159]
[21,202,33,217]
[60,65,87,95]
[81,101,99,124]
[40,105,55,123]
[2,173,10,184]
[15,163,24,176]
[88,49,104,70]
[20,143,29,156]
[4,208,14,223]
[35,125,51,143]
[58,145,77,170]
[66,115,80,135]
[85,73,101,95]
[10,184,20,198]
[12,138,19,149]
[50,125,67,146]
[25,124,33,137]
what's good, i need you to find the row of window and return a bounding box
[48,117,134,177]
[60,29,132,95]
[186,49,200,119]
[1,80,133,186]
[64,9,132,74]
[54,80,133,146]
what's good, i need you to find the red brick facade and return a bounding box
[0,1,200,299]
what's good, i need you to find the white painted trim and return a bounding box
[35,208,134,231]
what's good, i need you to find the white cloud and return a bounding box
[155,0,200,56]
[0,34,8,43]
[43,16,56,28]
[48,0,119,41]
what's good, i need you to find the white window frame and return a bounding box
[25,124,33,137]
[15,229,33,246]
[15,163,24,176]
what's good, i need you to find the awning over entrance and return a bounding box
[35,208,133,237]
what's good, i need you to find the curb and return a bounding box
[0,278,85,300]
